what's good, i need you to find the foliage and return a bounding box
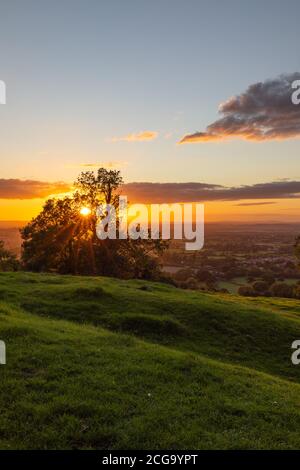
[238,285,256,297]
[269,282,294,298]
[196,269,215,283]
[293,284,300,299]
[21,168,166,279]
[173,268,194,282]
[252,280,269,294]
[238,280,299,299]
[0,241,19,271]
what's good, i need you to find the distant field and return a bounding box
[0,272,300,449]
[218,277,248,294]
[218,277,300,294]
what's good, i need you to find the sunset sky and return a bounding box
[0,0,300,222]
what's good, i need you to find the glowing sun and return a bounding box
[80,207,91,216]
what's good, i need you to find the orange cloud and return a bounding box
[111,131,158,142]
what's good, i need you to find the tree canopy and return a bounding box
[21,168,166,279]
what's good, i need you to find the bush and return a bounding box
[293,285,300,299]
[0,241,19,272]
[260,275,275,287]
[238,285,256,297]
[185,277,198,290]
[252,280,269,295]
[269,282,294,298]
[174,268,195,282]
[196,269,215,283]
[176,277,198,290]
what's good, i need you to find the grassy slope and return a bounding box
[0,272,300,449]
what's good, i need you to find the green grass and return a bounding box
[217,277,247,294]
[0,272,300,449]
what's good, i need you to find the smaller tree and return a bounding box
[196,269,215,283]
[252,280,269,296]
[293,285,300,299]
[269,282,294,298]
[0,241,19,271]
[238,285,256,297]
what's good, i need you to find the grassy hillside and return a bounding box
[0,272,300,449]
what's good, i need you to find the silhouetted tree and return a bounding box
[21,168,167,278]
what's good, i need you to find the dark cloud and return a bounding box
[0,179,71,199]
[179,73,300,143]
[1,178,299,204]
[123,182,222,203]
[123,180,300,203]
